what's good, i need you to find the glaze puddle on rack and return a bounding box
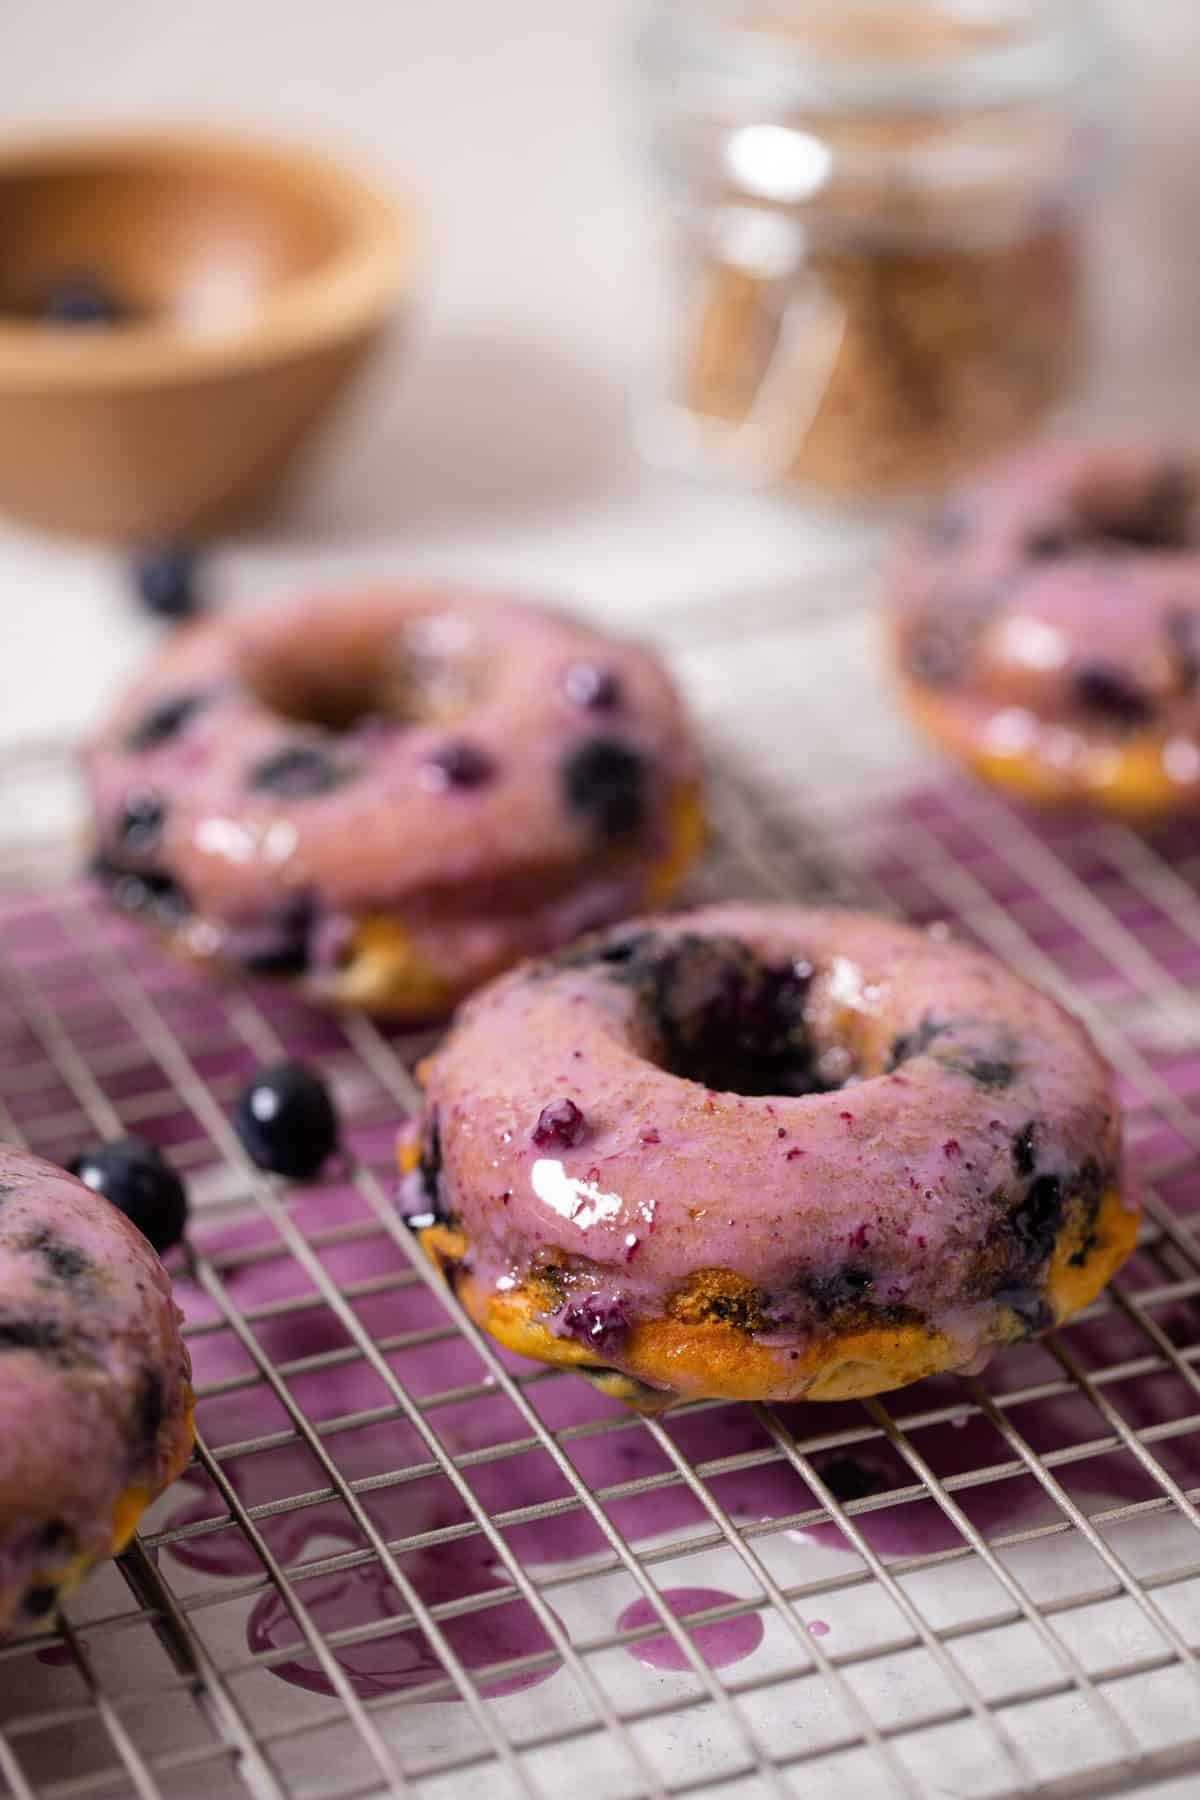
[1,746,1200,1800]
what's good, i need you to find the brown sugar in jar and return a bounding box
[637,1,1108,499]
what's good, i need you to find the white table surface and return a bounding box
[0,9,1199,1793]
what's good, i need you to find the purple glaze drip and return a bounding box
[246,1536,561,1700]
[616,1588,764,1672]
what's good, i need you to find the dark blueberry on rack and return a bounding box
[1074,661,1155,727]
[532,1099,587,1150]
[420,740,495,791]
[234,1062,339,1179]
[814,1454,889,1504]
[561,1294,629,1354]
[563,664,622,710]
[562,738,646,841]
[248,744,349,797]
[70,1135,188,1256]
[1012,1121,1037,1177]
[133,545,201,622]
[116,788,166,855]
[125,689,210,753]
[42,274,124,327]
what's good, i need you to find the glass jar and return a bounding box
[635,0,1110,499]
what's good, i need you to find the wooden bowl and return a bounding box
[0,128,412,541]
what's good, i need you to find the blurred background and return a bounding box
[0,0,1197,743]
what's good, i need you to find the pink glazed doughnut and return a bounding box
[0,1148,193,1634]
[891,442,1200,815]
[399,904,1136,1409]
[83,589,703,1016]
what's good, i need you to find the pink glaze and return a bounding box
[0,1147,192,1634]
[892,442,1200,791]
[409,904,1123,1393]
[615,1587,764,1671]
[82,589,699,1007]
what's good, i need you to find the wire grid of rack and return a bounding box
[0,586,1199,1800]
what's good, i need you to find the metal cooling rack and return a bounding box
[0,589,1199,1800]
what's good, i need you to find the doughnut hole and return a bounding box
[237,610,485,731]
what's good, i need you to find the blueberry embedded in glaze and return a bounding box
[117,788,166,855]
[400,1113,454,1231]
[1006,1173,1063,1269]
[248,744,351,798]
[24,1226,90,1286]
[420,740,495,792]
[1012,1121,1037,1176]
[1074,661,1156,728]
[532,1099,587,1150]
[564,664,622,710]
[801,1265,874,1316]
[70,1136,188,1256]
[234,1062,340,1180]
[560,1294,629,1354]
[125,689,212,753]
[92,860,190,928]
[562,737,647,842]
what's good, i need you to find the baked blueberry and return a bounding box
[562,737,646,841]
[1074,661,1155,726]
[234,1062,339,1179]
[133,545,201,622]
[420,741,495,791]
[248,744,349,797]
[70,1135,188,1256]
[561,1294,628,1353]
[125,690,210,754]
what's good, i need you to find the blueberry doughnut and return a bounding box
[0,1148,193,1634]
[84,589,703,1016]
[399,904,1135,1409]
[891,442,1200,815]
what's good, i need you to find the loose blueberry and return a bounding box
[117,788,166,855]
[420,740,495,791]
[248,744,348,797]
[564,664,622,710]
[562,737,646,841]
[1074,661,1155,726]
[70,1135,188,1256]
[532,1099,587,1150]
[561,1294,629,1354]
[814,1455,889,1503]
[125,689,210,753]
[133,545,201,622]
[234,1062,339,1179]
[42,274,124,327]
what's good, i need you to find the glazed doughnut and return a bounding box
[399,903,1136,1410]
[84,589,703,1017]
[0,1148,193,1634]
[890,442,1200,815]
